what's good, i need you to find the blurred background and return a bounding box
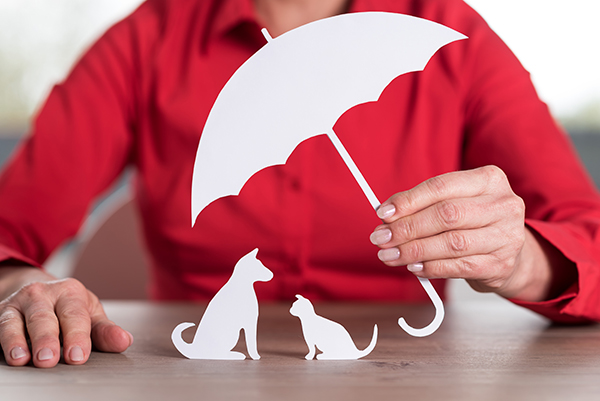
[0,0,143,161]
[1,0,599,175]
[0,0,598,298]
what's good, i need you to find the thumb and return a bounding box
[90,302,133,353]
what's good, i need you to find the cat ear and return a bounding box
[249,248,259,258]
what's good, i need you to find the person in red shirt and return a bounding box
[1,0,599,368]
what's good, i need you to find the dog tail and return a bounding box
[171,322,197,359]
[357,324,378,359]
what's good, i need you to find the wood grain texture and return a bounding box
[1,298,600,400]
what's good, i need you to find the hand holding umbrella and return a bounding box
[191,12,467,337]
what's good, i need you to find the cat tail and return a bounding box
[171,322,197,359]
[357,324,378,359]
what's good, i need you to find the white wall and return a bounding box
[464,0,600,120]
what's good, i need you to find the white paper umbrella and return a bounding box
[192,12,467,337]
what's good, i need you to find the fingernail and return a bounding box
[407,262,424,272]
[37,347,54,361]
[377,204,396,220]
[126,330,134,346]
[378,248,400,262]
[70,346,84,362]
[10,346,26,360]
[370,229,392,245]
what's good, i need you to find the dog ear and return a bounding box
[249,248,259,258]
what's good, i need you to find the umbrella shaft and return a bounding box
[326,129,381,210]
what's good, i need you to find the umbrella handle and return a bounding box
[398,276,445,337]
[326,129,445,336]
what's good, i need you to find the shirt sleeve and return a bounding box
[0,6,152,266]
[458,8,600,322]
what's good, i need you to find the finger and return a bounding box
[377,226,501,267]
[372,196,502,248]
[55,295,92,365]
[20,287,61,368]
[406,256,512,293]
[377,166,508,223]
[89,300,132,353]
[0,306,31,366]
[409,256,489,280]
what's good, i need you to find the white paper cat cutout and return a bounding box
[290,294,378,360]
[171,249,273,360]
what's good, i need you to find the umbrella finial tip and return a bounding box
[261,28,273,43]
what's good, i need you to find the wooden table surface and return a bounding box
[1,298,600,400]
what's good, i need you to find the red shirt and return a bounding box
[1,0,599,322]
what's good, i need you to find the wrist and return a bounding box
[0,266,56,300]
[500,227,576,302]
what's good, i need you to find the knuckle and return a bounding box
[394,218,417,241]
[20,281,48,300]
[458,258,477,276]
[426,175,448,196]
[87,290,100,306]
[59,278,87,297]
[395,192,416,216]
[0,307,21,332]
[502,256,517,275]
[422,260,439,278]
[508,195,525,217]
[437,201,462,227]
[448,231,469,253]
[0,306,19,323]
[482,164,505,179]
[481,165,506,188]
[25,311,59,340]
[59,306,90,322]
[404,241,424,262]
[27,308,58,325]
[62,328,91,342]
[32,333,60,346]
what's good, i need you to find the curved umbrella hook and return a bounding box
[398,275,444,337]
[324,129,445,337]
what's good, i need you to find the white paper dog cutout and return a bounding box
[290,294,378,360]
[171,249,273,360]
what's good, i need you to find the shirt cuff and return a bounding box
[510,282,591,324]
[0,243,41,268]
[510,219,600,323]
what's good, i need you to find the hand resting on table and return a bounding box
[0,267,132,368]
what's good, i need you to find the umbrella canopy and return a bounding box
[191,12,466,224]
[191,11,467,338]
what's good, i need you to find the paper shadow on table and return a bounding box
[151,326,304,360]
